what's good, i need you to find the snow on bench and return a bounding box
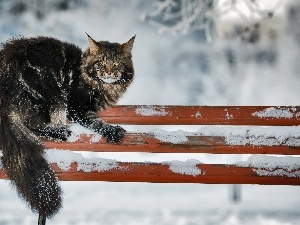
[0,105,300,185]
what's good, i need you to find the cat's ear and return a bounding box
[122,35,135,56]
[86,33,100,54]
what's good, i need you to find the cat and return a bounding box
[0,33,135,224]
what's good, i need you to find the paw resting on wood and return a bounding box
[100,124,126,143]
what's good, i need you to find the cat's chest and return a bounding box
[101,84,125,98]
[73,83,126,110]
[95,84,125,107]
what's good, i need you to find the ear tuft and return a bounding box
[86,33,100,54]
[122,35,135,56]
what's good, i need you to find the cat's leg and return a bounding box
[32,100,71,141]
[75,110,125,143]
[34,124,71,141]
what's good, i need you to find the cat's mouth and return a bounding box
[97,72,121,84]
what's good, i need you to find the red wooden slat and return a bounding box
[98,105,300,125]
[43,133,300,155]
[2,162,298,185]
[0,171,6,179]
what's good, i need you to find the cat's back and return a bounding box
[0,36,81,71]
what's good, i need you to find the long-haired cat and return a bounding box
[0,33,135,224]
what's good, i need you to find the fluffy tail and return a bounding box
[0,109,62,219]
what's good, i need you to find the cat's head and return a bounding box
[82,34,135,85]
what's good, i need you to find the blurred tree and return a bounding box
[142,0,283,43]
[0,0,87,20]
[287,2,300,43]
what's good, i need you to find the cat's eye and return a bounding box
[112,62,120,67]
[94,61,106,70]
[93,62,101,70]
[95,61,106,67]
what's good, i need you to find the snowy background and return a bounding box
[0,0,300,224]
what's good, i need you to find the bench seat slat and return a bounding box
[2,162,298,185]
[43,133,300,155]
[99,105,300,126]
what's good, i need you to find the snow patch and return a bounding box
[226,112,234,119]
[195,111,201,118]
[163,159,202,176]
[236,155,300,177]
[152,129,188,144]
[224,108,234,119]
[252,107,296,119]
[150,126,300,146]
[135,106,169,116]
[45,149,118,172]
[221,127,300,146]
[67,123,102,142]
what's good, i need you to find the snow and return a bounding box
[67,123,102,142]
[45,150,118,172]
[135,105,169,116]
[151,126,300,146]
[195,111,202,118]
[152,129,188,144]
[225,109,234,119]
[0,149,118,172]
[252,107,297,119]
[163,159,202,176]
[236,155,300,177]
[220,126,300,146]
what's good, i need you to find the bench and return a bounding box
[0,105,300,185]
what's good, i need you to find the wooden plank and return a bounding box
[98,105,300,125]
[2,162,298,185]
[0,171,6,179]
[44,133,300,155]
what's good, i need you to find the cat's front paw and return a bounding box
[101,125,126,143]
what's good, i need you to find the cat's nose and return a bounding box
[106,67,113,75]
